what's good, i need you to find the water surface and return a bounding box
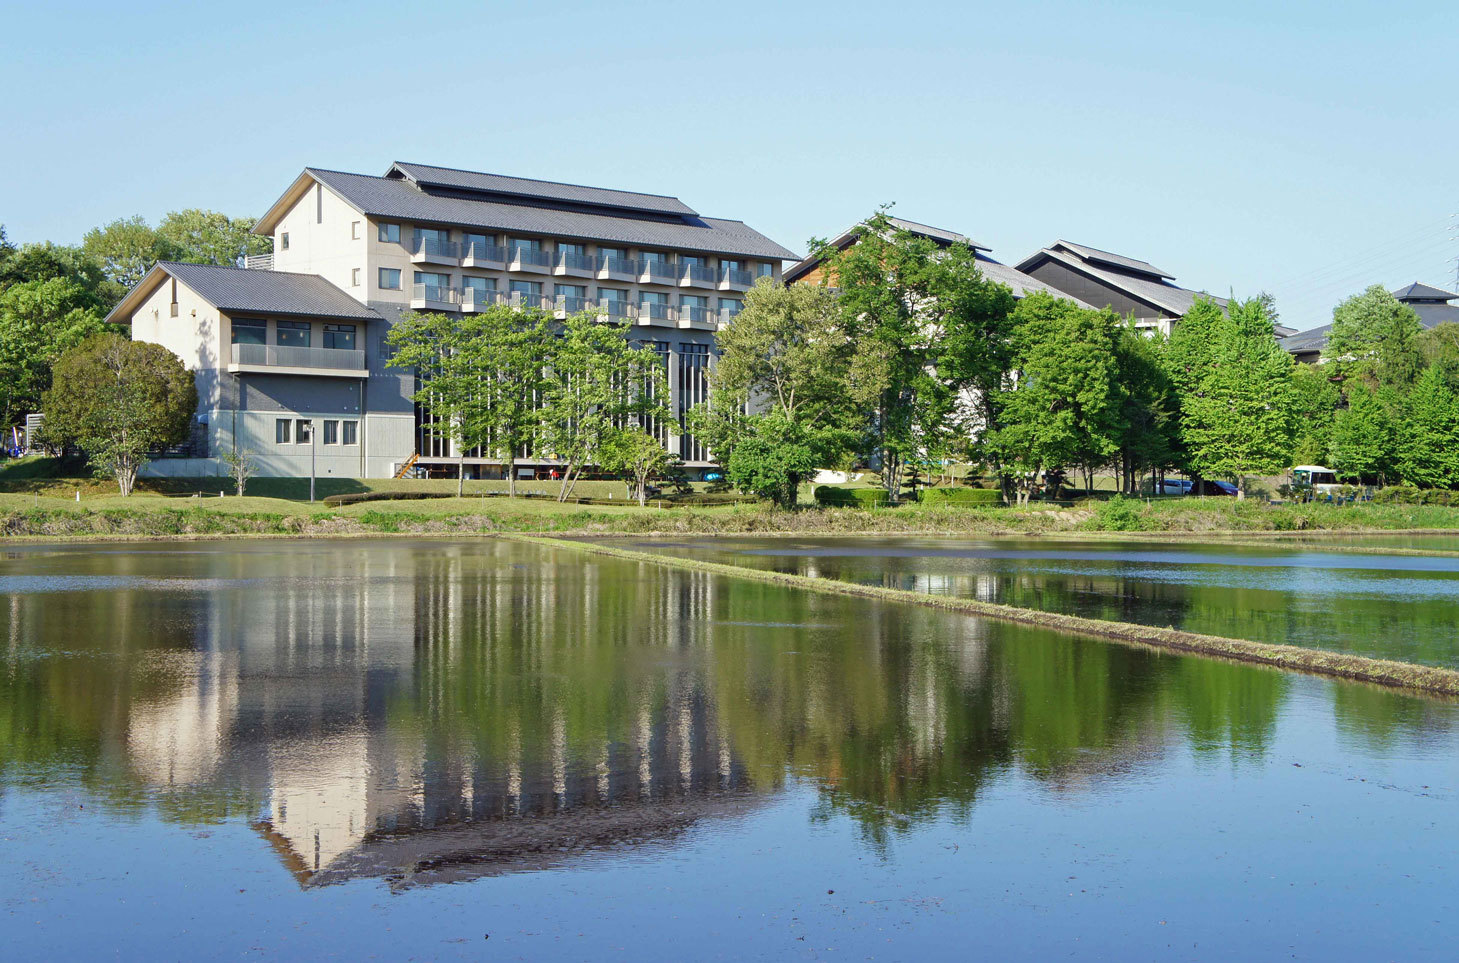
[1,539,1455,959]
[619,536,1459,667]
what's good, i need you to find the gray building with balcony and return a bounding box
[109,161,797,479]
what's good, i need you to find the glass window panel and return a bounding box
[377,223,400,243]
[275,419,291,444]
[378,268,401,289]
[342,421,358,445]
[276,320,311,348]
[231,319,266,345]
[323,420,339,445]
[323,324,356,350]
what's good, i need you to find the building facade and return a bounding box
[108,162,797,478]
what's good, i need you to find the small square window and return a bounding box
[351,268,360,287]
[351,220,361,240]
[275,419,292,444]
[342,420,358,445]
[323,420,339,445]
[280,232,290,251]
[378,223,400,244]
[379,268,401,290]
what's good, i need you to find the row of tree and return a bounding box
[0,212,265,429]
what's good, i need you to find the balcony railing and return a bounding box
[554,252,598,276]
[461,241,507,267]
[412,237,461,263]
[639,300,672,322]
[243,253,274,271]
[639,259,678,285]
[412,283,460,307]
[508,247,553,272]
[597,255,639,279]
[679,264,716,288]
[230,343,365,371]
[508,291,551,311]
[599,298,634,320]
[720,266,754,290]
[461,287,503,311]
[555,295,593,316]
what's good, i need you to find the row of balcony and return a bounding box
[410,239,759,292]
[410,285,740,329]
[229,342,367,376]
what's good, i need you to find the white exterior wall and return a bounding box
[128,276,223,408]
[271,183,368,301]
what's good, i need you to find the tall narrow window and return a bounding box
[678,344,711,461]
[342,421,358,445]
[169,278,178,317]
[323,420,339,445]
[351,268,360,287]
[275,419,292,444]
[280,232,290,250]
[315,183,323,223]
[351,221,361,240]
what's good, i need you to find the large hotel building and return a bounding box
[106,162,797,479]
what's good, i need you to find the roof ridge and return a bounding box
[157,260,314,277]
[391,161,686,203]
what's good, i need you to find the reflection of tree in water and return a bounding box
[0,540,1449,878]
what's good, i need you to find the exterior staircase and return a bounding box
[394,453,421,479]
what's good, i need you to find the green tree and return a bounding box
[539,312,667,502]
[1395,365,1459,488]
[1288,363,1340,466]
[701,279,856,508]
[1180,296,1296,496]
[0,275,110,426]
[1325,284,1425,389]
[157,209,271,267]
[387,305,550,496]
[826,210,1015,502]
[1328,382,1398,484]
[599,425,675,506]
[1113,327,1179,493]
[993,293,1123,500]
[82,216,177,297]
[41,333,196,495]
[1417,322,1459,388]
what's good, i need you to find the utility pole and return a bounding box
[302,419,316,503]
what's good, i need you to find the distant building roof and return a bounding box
[1015,243,1226,318]
[973,252,1093,306]
[256,165,797,262]
[106,261,382,325]
[1284,282,1459,359]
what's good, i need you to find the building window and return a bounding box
[416,272,451,301]
[678,344,711,461]
[720,298,744,319]
[378,223,400,244]
[231,318,267,345]
[556,283,586,298]
[323,420,339,445]
[342,420,359,446]
[323,323,356,350]
[379,268,401,290]
[558,242,586,256]
[275,419,292,444]
[351,268,360,287]
[599,246,625,260]
[508,237,540,253]
[757,263,773,278]
[276,320,311,348]
[509,280,542,305]
[315,183,323,224]
[296,419,312,443]
[170,278,178,317]
[351,221,361,240]
[280,232,290,251]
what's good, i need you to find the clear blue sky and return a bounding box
[2,0,1455,331]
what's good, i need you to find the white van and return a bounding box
[1292,465,1340,493]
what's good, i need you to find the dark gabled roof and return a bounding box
[1280,323,1331,354]
[286,168,796,261]
[105,262,382,325]
[973,252,1093,307]
[1049,240,1173,280]
[1392,281,1458,302]
[782,216,990,284]
[1016,245,1226,317]
[385,162,698,217]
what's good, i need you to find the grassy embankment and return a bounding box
[3,455,1459,538]
[513,534,1459,698]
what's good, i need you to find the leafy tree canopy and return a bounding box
[1325,284,1424,389]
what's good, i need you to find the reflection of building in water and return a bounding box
[112,543,757,889]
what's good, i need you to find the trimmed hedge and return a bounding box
[917,486,1002,507]
[814,485,891,508]
[1371,486,1458,506]
[321,491,455,507]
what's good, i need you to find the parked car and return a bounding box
[1206,480,1239,496]
[1161,478,1194,495]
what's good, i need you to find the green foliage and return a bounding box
[157,209,271,268]
[1328,382,1398,483]
[1395,365,1459,489]
[916,486,1002,506]
[40,333,197,495]
[1090,494,1143,531]
[1113,326,1179,487]
[1325,284,1425,389]
[1180,296,1296,490]
[82,215,177,296]
[1289,363,1340,465]
[0,275,110,426]
[814,485,890,508]
[720,413,821,508]
[598,426,675,506]
[1417,322,1459,388]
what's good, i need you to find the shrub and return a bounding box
[917,486,1002,507]
[322,491,455,507]
[1090,494,1144,531]
[814,485,890,508]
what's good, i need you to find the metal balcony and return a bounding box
[243,253,274,271]
[554,252,598,278]
[508,292,551,311]
[411,283,461,311]
[554,295,593,318]
[597,255,638,282]
[719,266,754,292]
[638,300,673,324]
[679,264,716,289]
[638,259,678,286]
[411,237,461,265]
[677,304,716,330]
[507,247,553,274]
[598,298,635,321]
[229,343,367,377]
[461,241,506,269]
[461,287,503,312]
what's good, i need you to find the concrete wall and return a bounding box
[269,182,367,299]
[128,275,223,408]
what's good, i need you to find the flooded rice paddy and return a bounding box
[0,538,1455,959]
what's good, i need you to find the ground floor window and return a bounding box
[323,420,339,445]
[342,420,358,445]
[296,419,312,443]
[275,418,291,444]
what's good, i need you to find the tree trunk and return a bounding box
[458,455,466,498]
[506,457,517,497]
[1236,475,1246,500]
